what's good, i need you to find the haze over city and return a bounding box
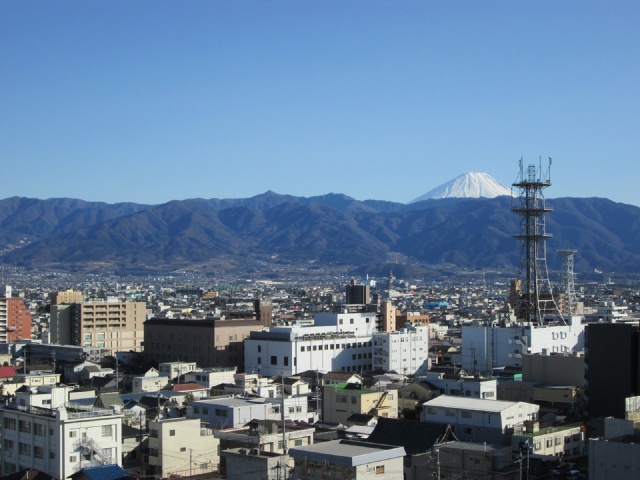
[2,2,639,206]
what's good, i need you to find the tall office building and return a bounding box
[346,280,370,305]
[0,286,32,344]
[585,323,640,419]
[50,301,146,353]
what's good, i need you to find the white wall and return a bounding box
[461,323,585,374]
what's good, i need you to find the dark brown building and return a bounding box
[143,317,264,372]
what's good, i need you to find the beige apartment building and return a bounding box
[148,417,220,478]
[49,289,84,305]
[50,301,146,352]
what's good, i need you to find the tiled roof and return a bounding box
[72,464,130,480]
[0,366,17,378]
[167,383,207,392]
[367,417,456,455]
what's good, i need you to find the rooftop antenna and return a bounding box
[512,157,562,325]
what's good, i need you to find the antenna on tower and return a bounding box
[512,157,562,325]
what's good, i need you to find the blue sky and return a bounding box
[1,1,638,205]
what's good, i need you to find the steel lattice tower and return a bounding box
[512,158,559,325]
[558,248,578,316]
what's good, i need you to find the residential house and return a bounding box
[215,419,314,476]
[322,382,398,425]
[511,421,586,460]
[131,369,167,394]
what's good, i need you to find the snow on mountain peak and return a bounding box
[409,172,514,203]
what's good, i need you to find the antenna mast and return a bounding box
[512,157,561,325]
[558,248,578,316]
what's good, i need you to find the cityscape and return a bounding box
[1,158,639,480]
[2,3,639,480]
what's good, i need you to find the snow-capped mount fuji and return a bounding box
[409,172,514,203]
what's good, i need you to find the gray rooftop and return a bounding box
[288,439,405,466]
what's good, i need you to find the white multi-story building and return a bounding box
[184,367,237,389]
[158,362,198,379]
[148,417,219,478]
[373,326,429,375]
[0,385,123,479]
[584,302,637,323]
[245,328,373,377]
[422,395,539,446]
[188,395,317,430]
[421,372,498,400]
[131,368,168,393]
[461,317,585,374]
[314,309,378,336]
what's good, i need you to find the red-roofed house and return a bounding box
[0,366,17,381]
[162,382,210,404]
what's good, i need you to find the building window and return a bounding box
[181,447,186,452]
[271,355,277,365]
[258,345,262,352]
[19,420,31,433]
[19,443,31,456]
[3,439,14,450]
[375,465,385,475]
[170,430,176,436]
[150,429,159,438]
[445,409,455,417]
[35,423,46,436]
[300,346,305,352]
[257,357,261,364]
[4,418,16,430]
[34,446,44,459]
[351,396,357,404]
[101,425,113,437]
[461,411,472,418]
[295,439,303,446]
[284,356,289,366]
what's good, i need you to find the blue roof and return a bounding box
[77,465,129,480]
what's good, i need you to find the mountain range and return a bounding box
[1,188,640,275]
